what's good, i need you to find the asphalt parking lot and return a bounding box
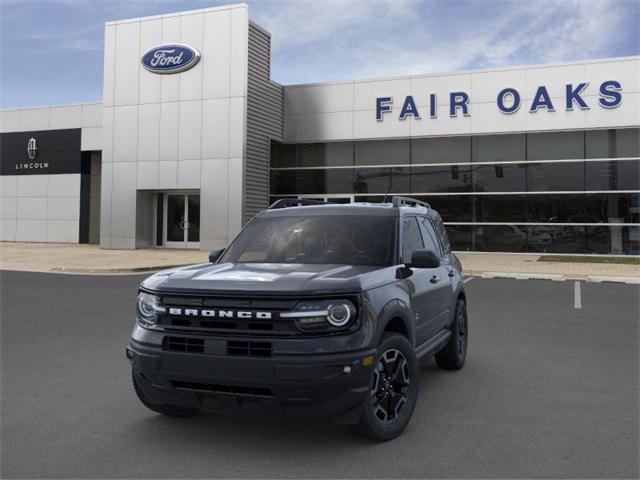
[1,271,638,479]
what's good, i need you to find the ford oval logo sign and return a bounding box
[141,44,201,74]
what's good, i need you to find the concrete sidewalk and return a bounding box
[0,242,208,274]
[0,242,638,281]
[457,252,640,283]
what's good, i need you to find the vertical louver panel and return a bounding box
[244,23,284,223]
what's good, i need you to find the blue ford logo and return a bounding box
[141,44,201,74]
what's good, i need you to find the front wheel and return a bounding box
[350,332,419,441]
[435,298,468,370]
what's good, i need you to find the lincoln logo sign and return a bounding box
[141,44,201,74]
[27,137,38,160]
[16,137,48,171]
[376,80,622,120]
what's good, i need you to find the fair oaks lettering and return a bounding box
[376,80,623,121]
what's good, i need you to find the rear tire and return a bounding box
[435,298,468,370]
[132,370,200,417]
[350,332,419,441]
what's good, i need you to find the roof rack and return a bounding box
[391,196,431,209]
[268,198,332,209]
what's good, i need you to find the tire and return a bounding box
[350,332,419,441]
[435,298,468,370]
[132,370,200,418]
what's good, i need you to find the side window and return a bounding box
[418,217,442,256]
[402,217,425,264]
[433,215,451,253]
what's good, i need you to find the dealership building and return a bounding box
[1,4,638,254]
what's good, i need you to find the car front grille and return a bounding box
[227,341,272,357]
[156,295,300,336]
[163,336,273,357]
[163,336,204,353]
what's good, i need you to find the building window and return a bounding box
[527,131,584,160]
[411,165,473,193]
[585,128,640,158]
[585,160,640,191]
[471,163,526,192]
[474,194,528,223]
[353,167,410,194]
[472,134,525,163]
[585,192,640,224]
[412,136,470,164]
[269,128,640,255]
[355,139,409,166]
[527,161,585,191]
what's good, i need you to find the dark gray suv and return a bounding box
[127,196,468,441]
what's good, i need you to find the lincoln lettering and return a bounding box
[376,80,622,120]
[15,162,49,170]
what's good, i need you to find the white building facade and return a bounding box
[1,4,638,254]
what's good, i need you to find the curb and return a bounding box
[465,270,640,284]
[49,264,189,274]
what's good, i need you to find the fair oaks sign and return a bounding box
[376,80,623,121]
[141,44,201,74]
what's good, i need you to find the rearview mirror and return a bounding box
[409,249,440,269]
[209,248,225,263]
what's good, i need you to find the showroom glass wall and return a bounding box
[270,128,640,255]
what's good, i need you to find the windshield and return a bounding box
[220,215,396,266]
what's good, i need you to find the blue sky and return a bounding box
[1,0,638,108]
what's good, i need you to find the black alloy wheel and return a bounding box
[350,332,419,441]
[371,348,411,423]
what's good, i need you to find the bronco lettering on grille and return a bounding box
[167,308,272,320]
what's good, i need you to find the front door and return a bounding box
[164,193,200,249]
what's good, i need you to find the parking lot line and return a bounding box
[463,277,474,283]
[574,281,582,309]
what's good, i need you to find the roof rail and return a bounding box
[268,198,332,209]
[391,196,431,209]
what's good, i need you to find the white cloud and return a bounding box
[253,0,634,84]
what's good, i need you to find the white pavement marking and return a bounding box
[574,281,582,309]
[463,277,474,283]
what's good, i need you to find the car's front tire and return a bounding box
[350,332,419,441]
[435,298,468,370]
[132,370,200,417]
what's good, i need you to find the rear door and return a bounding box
[401,216,442,346]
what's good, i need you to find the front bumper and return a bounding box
[128,327,376,422]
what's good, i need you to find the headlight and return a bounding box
[282,299,356,333]
[136,292,165,327]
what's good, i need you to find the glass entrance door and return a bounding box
[164,193,200,248]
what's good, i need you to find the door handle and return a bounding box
[430,275,440,284]
[448,269,456,277]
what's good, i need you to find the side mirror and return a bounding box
[209,248,225,263]
[409,249,440,269]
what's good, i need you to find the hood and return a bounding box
[141,262,397,296]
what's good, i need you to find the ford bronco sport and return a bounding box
[128,196,468,441]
